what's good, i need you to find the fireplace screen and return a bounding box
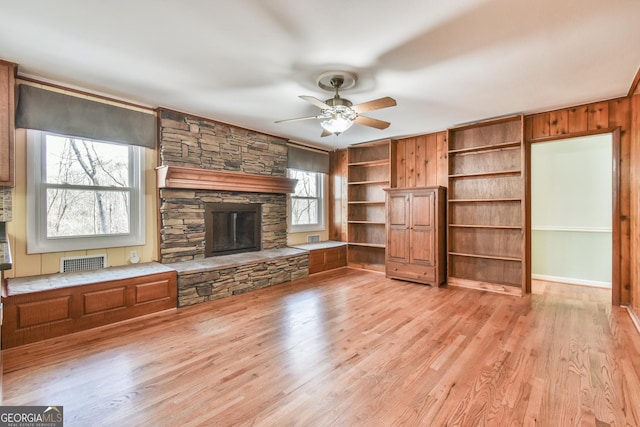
[205,203,261,256]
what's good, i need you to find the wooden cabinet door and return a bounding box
[410,190,435,266]
[387,192,409,263]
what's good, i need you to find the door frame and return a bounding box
[527,127,621,305]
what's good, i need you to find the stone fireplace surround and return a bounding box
[158,109,309,306]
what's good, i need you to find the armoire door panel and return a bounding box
[388,194,408,226]
[412,192,433,228]
[388,228,409,262]
[410,229,434,265]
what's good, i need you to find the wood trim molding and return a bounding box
[625,306,640,335]
[611,127,621,306]
[627,67,640,97]
[526,126,618,143]
[449,113,523,131]
[156,165,297,194]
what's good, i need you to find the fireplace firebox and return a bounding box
[205,203,262,257]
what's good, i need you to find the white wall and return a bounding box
[531,134,612,287]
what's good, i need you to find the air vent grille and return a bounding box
[307,234,321,244]
[60,254,107,273]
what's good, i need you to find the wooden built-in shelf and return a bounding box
[447,140,521,155]
[156,165,297,194]
[448,170,521,179]
[348,200,385,205]
[449,252,522,262]
[348,180,390,185]
[348,159,389,167]
[348,242,386,249]
[349,201,386,206]
[346,139,393,271]
[447,115,528,296]
[448,198,521,203]
[448,224,522,230]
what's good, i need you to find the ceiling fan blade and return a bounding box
[320,129,333,137]
[354,115,391,130]
[300,95,331,110]
[352,97,397,114]
[274,115,318,124]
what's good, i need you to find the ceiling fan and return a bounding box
[275,71,397,137]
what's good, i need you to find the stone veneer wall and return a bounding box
[158,109,290,263]
[176,250,309,306]
[159,109,287,176]
[160,189,286,263]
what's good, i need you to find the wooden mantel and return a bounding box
[156,165,297,194]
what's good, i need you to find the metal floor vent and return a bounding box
[307,234,321,244]
[60,254,107,273]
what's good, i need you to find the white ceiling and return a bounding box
[1,0,639,150]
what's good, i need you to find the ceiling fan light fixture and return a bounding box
[320,106,357,135]
[276,70,396,137]
[320,115,354,135]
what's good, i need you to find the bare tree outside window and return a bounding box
[45,135,131,237]
[289,169,321,226]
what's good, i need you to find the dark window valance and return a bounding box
[287,145,329,174]
[15,85,156,148]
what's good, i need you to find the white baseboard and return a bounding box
[532,274,611,289]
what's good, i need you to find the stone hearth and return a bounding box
[169,248,308,306]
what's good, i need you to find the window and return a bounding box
[288,169,325,232]
[26,130,145,253]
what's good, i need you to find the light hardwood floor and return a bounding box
[2,268,639,426]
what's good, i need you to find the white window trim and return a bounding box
[288,169,326,233]
[26,130,145,254]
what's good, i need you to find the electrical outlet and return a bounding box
[129,250,140,264]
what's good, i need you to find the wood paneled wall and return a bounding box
[328,95,639,309]
[525,98,631,305]
[395,132,448,188]
[524,100,626,139]
[329,149,348,242]
[631,93,640,313]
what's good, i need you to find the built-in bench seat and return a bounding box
[2,262,177,349]
[1,247,313,348]
[291,241,347,274]
[168,247,309,307]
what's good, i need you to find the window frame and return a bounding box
[26,130,145,254]
[287,168,325,233]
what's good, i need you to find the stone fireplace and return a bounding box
[157,109,294,262]
[205,202,261,257]
[156,165,296,263]
[157,109,309,306]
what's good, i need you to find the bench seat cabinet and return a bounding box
[308,245,347,274]
[2,269,177,349]
[384,187,446,286]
